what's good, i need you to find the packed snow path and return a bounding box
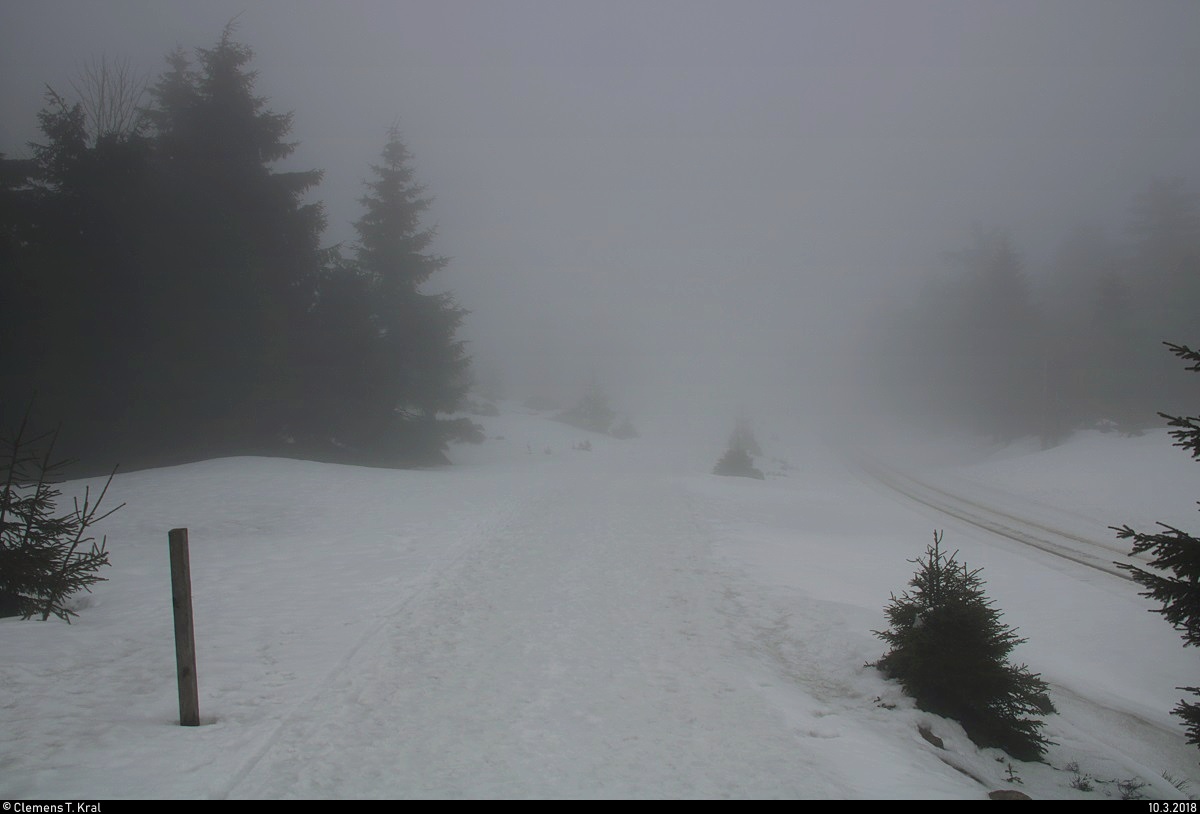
[225,471,830,798]
[4,417,1199,799]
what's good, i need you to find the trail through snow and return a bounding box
[227,473,827,798]
[2,411,1198,799]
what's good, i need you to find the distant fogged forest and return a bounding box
[863,185,1199,445]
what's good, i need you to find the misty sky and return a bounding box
[3,1,1198,421]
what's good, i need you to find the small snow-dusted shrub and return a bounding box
[874,531,1055,761]
[0,408,121,621]
[556,379,615,435]
[1070,773,1094,792]
[712,416,766,479]
[712,446,764,480]
[1116,777,1148,800]
[1162,770,1191,796]
[610,416,639,439]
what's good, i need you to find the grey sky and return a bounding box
[3,0,1198,423]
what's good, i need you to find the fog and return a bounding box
[3,0,1198,444]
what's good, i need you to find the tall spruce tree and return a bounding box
[955,229,1044,443]
[0,152,43,433]
[1114,342,1200,752]
[1129,180,1200,417]
[874,228,1047,442]
[9,88,158,463]
[351,127,473,464]
[290,250,380,453]
[1040,225,1139,434]
[142,25,326,454]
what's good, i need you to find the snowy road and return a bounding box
[852,455,1133,580]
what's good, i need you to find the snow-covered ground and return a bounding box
[2,407,1198,799]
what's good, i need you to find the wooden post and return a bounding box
[168,528,199,726]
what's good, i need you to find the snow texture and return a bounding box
[2,409,1197,799]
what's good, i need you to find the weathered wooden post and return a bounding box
[168,527,199,726]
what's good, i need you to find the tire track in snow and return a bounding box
[851,455,1135,581]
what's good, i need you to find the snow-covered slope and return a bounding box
[2,409,1197,799]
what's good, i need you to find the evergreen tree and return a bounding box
[350,126,474,463]
[9,88,157,462]
[712,445,764,480]
[0,153,35,257]
[954,229,1044,442]
[1041,225,1139,433]
[865,272,974,429]
[4,28,490,469]
[1128,180,1200,417]
[1085,270,1144,431]
[0,153,41,430]
[713,417,765,479]
[289,249,380,452]
[871,228,1047,442]
[728,413,762,457]
[556,378,616,435]
[1131,179,1199,287]
[610,415,640,439]
[141,25,326,454]
[0,405,120,621]
[1114,342,1200,751]
[876,532,1055,761]
[3,28,327,466]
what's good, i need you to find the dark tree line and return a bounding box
[0,26,476,471]
[871,180,1200,445]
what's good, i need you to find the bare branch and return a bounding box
[69,54,149,143]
